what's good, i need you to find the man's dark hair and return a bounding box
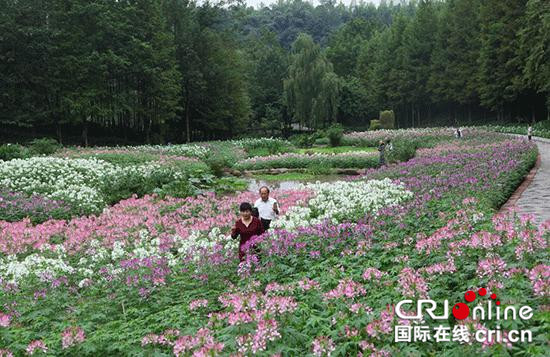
[259,186,270,194]
[239,202,253,212]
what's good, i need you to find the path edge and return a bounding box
[499,151,542,213]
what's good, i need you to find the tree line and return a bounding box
[1,0,548,145]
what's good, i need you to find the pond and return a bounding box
[245,174,349,192]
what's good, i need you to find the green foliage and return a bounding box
[296,146,376,154]
[211,177,248,194]
[325,124,344,147]
[379,110,395,129]
[284,33,341,130]
[369,119,382,131]
[306,162,333,175]
[236,138,294,157]
[1,0,548,144]
[290,133,319,148]
[28,138,60,155]
[386,139,417,163]
[202,143,242,177]
[0,144,30,161]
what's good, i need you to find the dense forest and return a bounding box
[1,0,548,145]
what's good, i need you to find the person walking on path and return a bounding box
[378,140,386,166]
[254,186,279,231]
[528,125,533,141]
[231,202,265,262]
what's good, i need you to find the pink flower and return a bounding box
[362,268,386,281]
[189,299,208,311]
[26,340,47,355]
[397,268,429,298]
[61,326,86,349]
[312,336,335,357]
[477,255,507,279]
[0,313,11,328]
[0,349,13,357]
[366,306,394,337]
[529,265,550,297]
[324,279,366,300]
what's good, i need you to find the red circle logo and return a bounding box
[452,303,470,320]
[478,288,487,296]
[464,290,476,302]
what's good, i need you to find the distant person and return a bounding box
[378,140,386,166]
[231,202,265,262]
[455,127,462,139]
[386,138,393,151]
[254,186,279,231]
[528,125,533,141]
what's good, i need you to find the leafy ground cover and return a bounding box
[0,130,547,356]
[234,152,379,171]
[295,146,376,154]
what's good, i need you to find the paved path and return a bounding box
[514,136,550,225]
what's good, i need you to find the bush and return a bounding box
[326,124,344,147]
[369,119,382,131]
[306,162,333,175]
[379,110,395,129]
[386,139,418,163]
[234,152,379,170]
[290,133,319,148]
[203,153,227,177]
[0,143,29,161]
[314,137,330,145]
[28,137,60,155]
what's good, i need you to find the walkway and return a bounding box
[508,135,550,225]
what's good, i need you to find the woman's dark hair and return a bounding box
[239,202,253,212]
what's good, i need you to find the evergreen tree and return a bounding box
[518,0,550,117]
[478,0,528,120]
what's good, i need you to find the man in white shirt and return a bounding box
[254,186,279,230]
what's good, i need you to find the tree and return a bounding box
[478,0,528,120]
[402,0,439,127]
[429,0,481,122]
[283,33,341,129]
[247,29,289,135]
[326,18,378,77]
[518,0,550,118]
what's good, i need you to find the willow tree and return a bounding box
[283,33,340,130]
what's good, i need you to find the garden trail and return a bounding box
[515,136,550,224]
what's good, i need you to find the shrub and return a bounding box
[369,119,382,131]
[290,133,319,148]
[234,152,378,170]
[379,110,395,129]
[326,124,344,147]
[203,153,226,177]
[233,138,293,156]
[0,144,29,161]
[28,137,60,155]
[306,162,333,175]
[314,137,330,145]
[386,139,417,163]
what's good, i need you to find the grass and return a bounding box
[295,146,376,154]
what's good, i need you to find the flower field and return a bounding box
[0,130,549,356]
